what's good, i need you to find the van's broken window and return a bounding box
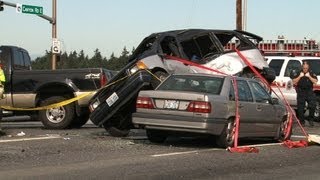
[215,33,253,51]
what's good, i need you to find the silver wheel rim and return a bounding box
[226,121,235,143]
[46,106,66,123]
[315,102,320,118]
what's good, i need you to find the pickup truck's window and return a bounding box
[268,59,284,76]
[157,75,224,95]
[249,81,271,103]
[303,59,320,75]
[13,50,25,69]
[285,60,301,77]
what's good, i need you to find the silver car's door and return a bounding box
[230,80,257,135]
[248,81,281,133]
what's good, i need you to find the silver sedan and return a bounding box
[132,74,290,148]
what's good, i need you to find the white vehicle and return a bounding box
[266,55,320,120]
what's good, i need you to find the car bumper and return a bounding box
[132,112,226,135]
[89,70,152,126]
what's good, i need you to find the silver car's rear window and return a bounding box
[157,75,224,95]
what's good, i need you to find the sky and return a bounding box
[1,0,320,59]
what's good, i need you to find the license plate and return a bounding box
[164,100,179,109]
[106,92,119,107]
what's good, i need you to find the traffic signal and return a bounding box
[0,1,3,11]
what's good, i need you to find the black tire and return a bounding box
[39,96,75,129]
[103,112,131,137]
[151,71,168,89]
[71,114,89,128]
[217,118,236,148]
[146,129,167,143]
[277,115,292,141]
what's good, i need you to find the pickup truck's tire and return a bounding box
[39,96,75,129]
[217,118,236,148]
[71,114,89,128]
[151,71,168,89]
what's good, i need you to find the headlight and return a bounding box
[128,60,148,75]
[89,99,100,112]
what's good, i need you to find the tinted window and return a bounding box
[158,75,224,95]
[268,59,284,76]
[303,59,320,75]
[23,52,31,69]
[13,50,24,69]
[249,81,271,103]
[237,80,253,102]
[285,60,301,77]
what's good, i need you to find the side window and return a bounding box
[229,81,235,101]
[268,59,284,76]
[13,50,24,70]
[237,80,253,102]
[249,81,271,103]
[160,36,180,57]
[23,52,31,69]
[284,60,301,77]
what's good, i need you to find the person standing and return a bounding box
[0,64,5,135]
[291,62,318,127]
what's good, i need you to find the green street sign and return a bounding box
[16,4,43,15]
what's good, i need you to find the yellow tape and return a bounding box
[0,69,160,111]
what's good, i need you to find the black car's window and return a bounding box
[268,59,284,76]
[158,75,224,95]
[236,80,253,102]
[13,49,25,70]
[23,51,31,70]
[249,81,271,103]
[303,59,320,75]
[285,60,301,77]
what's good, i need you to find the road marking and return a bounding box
[239,142,283,147]
[291,135,307,138]
[0,135,61,143]
[151,148,221,157]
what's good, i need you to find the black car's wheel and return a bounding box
[146,129,167,143]
[277,115,292,141]
[151,71,168,89]
[103,113,131,137]
[71,114,89,128]
[217,118,236,148]
[39,96,75,129]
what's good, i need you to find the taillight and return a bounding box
[100,73,107,87]
[187,101,211,113]
[136,97,154,109]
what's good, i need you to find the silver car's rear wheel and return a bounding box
[217,118,236,148]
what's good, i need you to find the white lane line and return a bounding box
[291,135,307,138]
[239,142,283,147]
[151,148,221,157]
[0,136,61,143]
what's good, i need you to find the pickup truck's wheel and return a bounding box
[146,129,167,143]
[217,118,236,148]
[71,114,89,128]
[39,96,75,129]
[151,71,168,89]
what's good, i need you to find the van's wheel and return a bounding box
[71,114,89,128]
[146,129,167,143]
[151,71,168,89]
[103,112,131,137]
[277,115,292,142]
[217,118,236,148]
[39,96,75,129]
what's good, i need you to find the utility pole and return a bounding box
[52,0,57,70]
[236,0,242,31]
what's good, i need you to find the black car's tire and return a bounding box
[104,126,130,137]
[146,129,167,143]
[217,118,236,148]
[151,71,168,89]
[71,114,89,128]
[39,96,75,129]
[277,115,292,142]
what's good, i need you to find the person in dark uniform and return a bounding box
[291,62,318,126]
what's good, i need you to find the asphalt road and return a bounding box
[0,118,320,180]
